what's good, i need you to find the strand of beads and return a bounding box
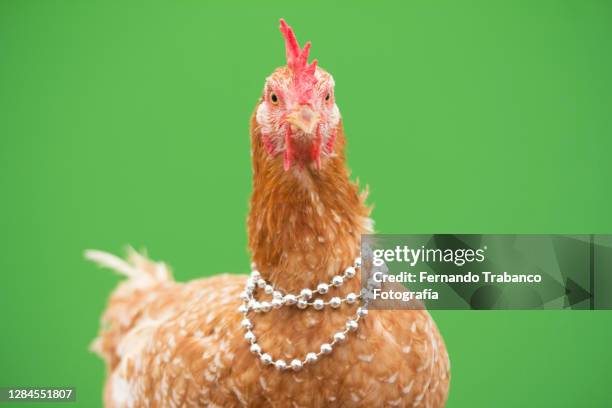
[238,256,369,371]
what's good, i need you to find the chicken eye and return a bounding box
[325,92,330,101]
[270,93,279,104]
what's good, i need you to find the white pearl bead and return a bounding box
[297,299,308,309]
[305,352,318,363]
[238,305,248,314]
[313,299,325,310]
[357,307,368,317]
[346,293,357,304]
[271,299,283,309]
[273,291,283,299]
[344,266,356,278]
[317,283,329,294]
[275,359,287,370]
[332,276,344,286]
[246,281,255,292]
[346,319,359,331]
[320,343,332,354]
[245,331,256,343]
[261,353,273,365]
[264,285,274,294]
[252,302,262,313]
[330,297,342,308]
[260,301,271,313]
[355,257,361,267]
[240,319,252,329]
[284,294,297,305]
[333,332,346,342]
[251,270,261,280]
[250,343,261,354]
[290,359,303,371]
[239,291,250,301]
[257,279,266,288]
[300,288,313,299]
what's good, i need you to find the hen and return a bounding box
[87,19,450,408]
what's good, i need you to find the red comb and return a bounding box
[279,19,317,100]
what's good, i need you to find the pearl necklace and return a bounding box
[238,256,369,371]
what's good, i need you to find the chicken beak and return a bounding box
[286,106,320,135]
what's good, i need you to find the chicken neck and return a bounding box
[248,114,370,294]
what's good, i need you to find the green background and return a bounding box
[1,1,611,407]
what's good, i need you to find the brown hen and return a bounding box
[87,19,450,408]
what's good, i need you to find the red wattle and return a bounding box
[284,126,293,171]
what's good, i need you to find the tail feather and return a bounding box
[86,247,173,367]
[85,247,172,284]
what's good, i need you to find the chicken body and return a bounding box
[90,253,449,408]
